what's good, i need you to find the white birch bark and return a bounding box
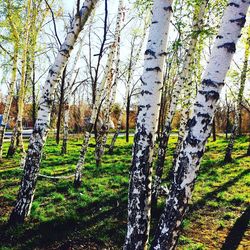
[9,0,99,224]
[153,0,208,203]
[0,44,18,159]
[95,0,124,166]
[224,26,249,162]
[124,0,173,248]
[61,32,88,155]
[74,42,116,186]
[151,1,249,249]
[109,22,148,153]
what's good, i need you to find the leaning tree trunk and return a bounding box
[74,41,115,186]
[152,0,208,204]
[0,44,18,159]
[151,1,249,249]
[61,13,94,155]
[95,0,124,167]
[9,0,99,225]
[124,0,173,248]
[224,26,249,163]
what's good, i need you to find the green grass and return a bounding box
[0,134,249,249]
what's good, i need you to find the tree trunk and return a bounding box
[212,117,216,141]
[95,0,124,167]
[9,0,98,225]
[151,1,248,248]
[15,0,32,155]
[124,0,173,248]
[224,26,249,162]
[125,95,130,143]
[0,44,18,159]
[74,33,116,187]
[56,66,67,144]
[152,0,208,205]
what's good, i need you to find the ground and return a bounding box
[0,134,249,249]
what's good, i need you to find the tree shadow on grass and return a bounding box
[190,168,250,212]
[0,189,128,249]
[221,206,250,250]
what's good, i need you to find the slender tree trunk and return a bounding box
[212,116,216,141]
[56,66,67,144]
[9,0,98,225]
[32,60,36,126]
[151,2,249,248]
[152,0,208,205]
[16,0,31,154]
[125,95,130,143]
[0,44,18,159]
[110,22,147,148]
[124,1,173,248]
[95,0,124,167]
[224,26,249,162]
[74,39,115,186]
[225,94,230,139]
[247,136,250,156]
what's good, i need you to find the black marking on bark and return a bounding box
[197,112,211,120]
[146,67,161,72]
[49,69,55,76]
[159,52,168,56]
[230,15,246,27]
[141,90,153,96]
[152,21,158,24]
[217,42,236,53]
[199,90,220,101]
[163,6,173,12]
[145,49,157,58]
[186,132,201,147]
[140,77,147,85]
[202,79,222,88]
[227,2,240,7]
[216,35,223,39]
[186,117,197,128]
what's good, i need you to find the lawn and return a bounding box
[0,134,249,249]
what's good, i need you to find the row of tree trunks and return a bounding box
[152,0,208,205]
[123,0,173,248]
[9,0,99,224]
[151,1,249,248]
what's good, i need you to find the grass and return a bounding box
[0,134,249,249]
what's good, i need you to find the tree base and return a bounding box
[224,153,233,163]
[7,146,16,158]
[74,178,82,188]
[8,210,25,225]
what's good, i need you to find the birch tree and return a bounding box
[7,0,32,158]
[151,1,249,248]
[0,33,19,160]
[9,0,99,224]
[124,0,173,248]
[224,25,249,162]
[95,0,124,167]
[152,0,208,203]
